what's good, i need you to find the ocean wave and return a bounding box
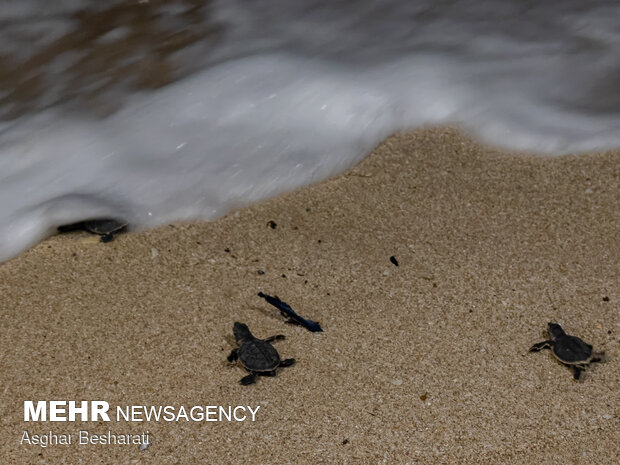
[1,0,619,261]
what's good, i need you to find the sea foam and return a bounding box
[1,0,619,261]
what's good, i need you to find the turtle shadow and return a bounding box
[223,334,237,348]
[246,303,286,324]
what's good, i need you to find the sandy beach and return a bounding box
[0,127,618,464]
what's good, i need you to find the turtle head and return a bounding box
[546,322,565,339]
[233,322,253,343]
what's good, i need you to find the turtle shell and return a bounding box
[553,334,593,364]
[84,219,127,235]
[238,339,281,372]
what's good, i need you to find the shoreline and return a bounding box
[1,127,618,464]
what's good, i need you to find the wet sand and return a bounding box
[0,127,618,464]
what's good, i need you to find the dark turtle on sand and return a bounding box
[83,219,128,242]
[227,322,295,385]
[58,218,127,243]
[529,322,605,380]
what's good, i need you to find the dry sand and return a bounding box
[0,127,618,464]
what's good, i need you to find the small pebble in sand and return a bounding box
[342,438,350,445]
[602,414,613,420]
[392,379,403,386]
[151,248,159,258]
[390,256,399,266]
[257,269,265,275]
[602,296,609,302]
[267,220,277,229]
[140,441,151,451]
[419,393,428,401]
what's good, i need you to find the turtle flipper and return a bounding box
[227,349,239,362]
[240,373,258,385]
[264,335,286,343]
[100,233,115,243]
[258,371,277,377]
[572,366,584,381]
[590,351,606,363]
[529,340,554,352]
[279,358,296,368]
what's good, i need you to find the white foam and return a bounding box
[1,0,620,261]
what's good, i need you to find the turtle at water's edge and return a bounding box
[529,322,606,380]
[227,322,295,385]
[58,218,127,242]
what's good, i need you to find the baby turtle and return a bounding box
[58,218,127,243]
[227,322,295,385]
[83,219,127,242]
[529,322,605,380]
